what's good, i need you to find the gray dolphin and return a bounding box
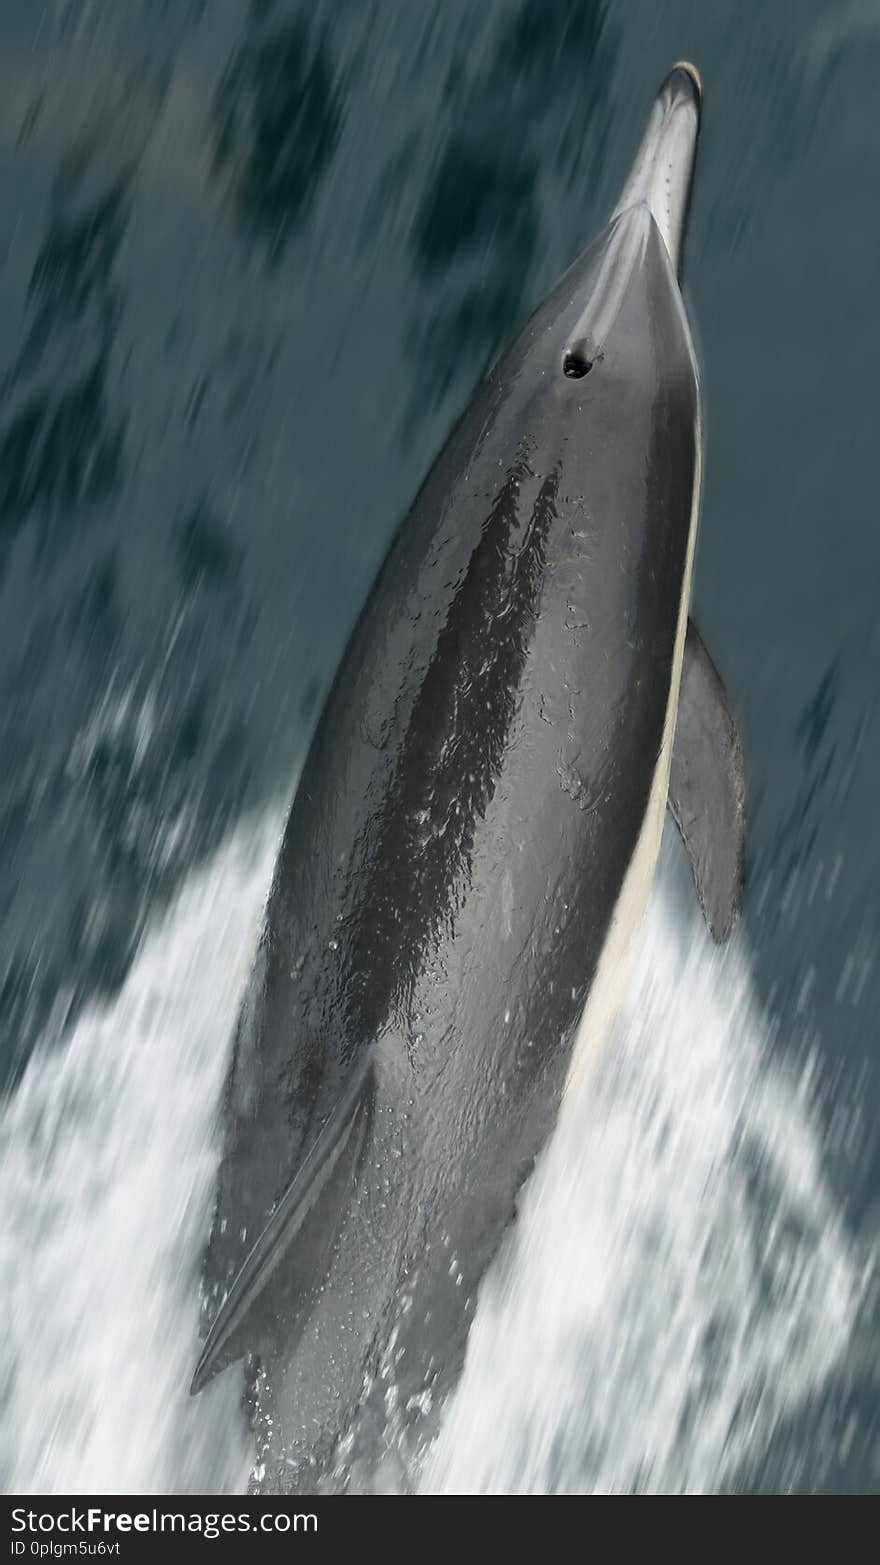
[191,63,745,1492]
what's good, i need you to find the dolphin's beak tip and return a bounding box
[670,60,703,103]
[611,59,702,276]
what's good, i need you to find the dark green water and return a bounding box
[1,0,878,1493]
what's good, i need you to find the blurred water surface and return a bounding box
[1,0,879,1493]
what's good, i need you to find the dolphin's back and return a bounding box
[199,206,700,1477]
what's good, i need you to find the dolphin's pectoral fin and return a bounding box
[667,619,746,943]
[190,1050,373,1396]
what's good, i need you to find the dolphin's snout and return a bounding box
[612,63,702,279]
[671,60,703,106]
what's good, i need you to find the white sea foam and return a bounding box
[423,863,863,1494]
[0,821,863,1494]
[0,813,283,1495]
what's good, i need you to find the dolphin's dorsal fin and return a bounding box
[667,620,746,942]
[190,1051,373,1395]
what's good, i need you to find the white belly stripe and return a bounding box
[563,387,703,1107]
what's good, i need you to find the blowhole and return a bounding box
[562,349,593,380]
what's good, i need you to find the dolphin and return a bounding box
[191,63,746,1492]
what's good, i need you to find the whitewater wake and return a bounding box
[0,815,283,1495]
[0,818,865,1495]
[422,858,862,1493]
